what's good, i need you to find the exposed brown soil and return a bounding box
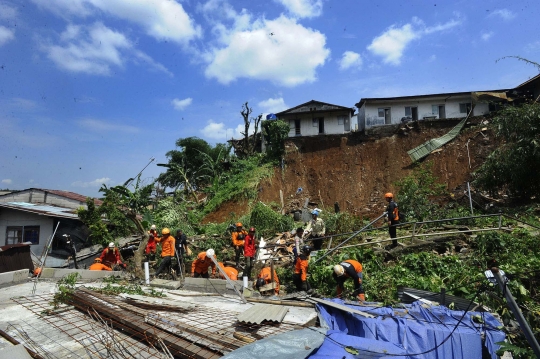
[203,118,499,223]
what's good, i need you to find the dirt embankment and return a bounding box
[203,118,498,223]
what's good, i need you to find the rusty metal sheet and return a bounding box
[237,304,288,324]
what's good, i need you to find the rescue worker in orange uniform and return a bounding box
[89,257,112,271]
[293,245,312,292]
[99,242,124,268]
[154,228,175,277]
[243,227,257,279]
[191,249,217,278]
[256,264,280,295]
[218,261,238,280]
[232,223,248,268]
[333,259,365,302]
[385,192,399,247]
[145,224,158,260]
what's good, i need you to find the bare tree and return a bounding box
[240,102,262,157]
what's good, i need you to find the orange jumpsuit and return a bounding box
[89,262,112,271]
[218,262,238,280]
[191,252,216,277]
[333,259,364,301]
[99,248,121,267]
[155,235,175,257]
[257,267,280,294]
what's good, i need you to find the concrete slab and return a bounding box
[39,268,124,279]
[183,277,244,295]
[0,344,33,359]
[149,278,182,290]
[0,270,28,286]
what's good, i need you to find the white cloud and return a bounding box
[77,118,140,134]
[367,17,461,65]
[428,54,436,62]
[525,41,540,53]
[43,22,171,76]
[204,15,329,86]
[274,0,322,18]
[200,119,250,140]
[488,9,516,21]
[1,179,12,185]
[258,97,287,114]
[339,51,362,70]
[32,0,201,44]
[481,31,494,41]
[171,97,193,111]
[72,177,111,188]
[0,2,17,20]
[0,25,15,46]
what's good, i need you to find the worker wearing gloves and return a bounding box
[385,193,400,247]
[256,264,280,295]
[231,222,248,268]
[293,245,312,292]
[145,224,158,260]
[99,242,125,269]
[293,227,304,265]
[333,259,365,302]
[304,209,325,250]
[191,249,217,278]
[218,262,238,280]
[154,228,176,277]
[243,227,258,279]
[89,257,112,271]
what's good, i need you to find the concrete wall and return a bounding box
[362,96,490,129]
[0,190,85,209]
[286,111,352,137]
[0,208,53,256]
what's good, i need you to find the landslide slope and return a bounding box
[203,118,499,223]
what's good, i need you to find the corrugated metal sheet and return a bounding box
[0,202,79,219]
[407,117,468,162]
[397,286,485,312]
[237,304,289,324]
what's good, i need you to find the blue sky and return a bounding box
[1,0,539,197]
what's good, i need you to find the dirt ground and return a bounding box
[203,118,499,223]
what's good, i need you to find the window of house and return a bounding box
[378,108,385,117]
[6,226,40,245]
[338,116,344,125]
[405,107,412,116]
[459,103,472,114]
[432,105,439,115]
[312,118,318,127]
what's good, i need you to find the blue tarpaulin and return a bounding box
[312,299,505,359]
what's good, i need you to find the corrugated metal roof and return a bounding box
[237,304,289,324]
[397,286,486,312]
[0,202,80,219]
[407,116,468,162]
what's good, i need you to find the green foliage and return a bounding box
[323,212,366,234]
[261,119,290,162]
[474,103,540,198]
[152,197,195,235]
[77,198,115,246]
[496,341,535,359]
[249,202,295,237]
[200,156,274,217]
[395,162,447,221]
[51,273,80,308]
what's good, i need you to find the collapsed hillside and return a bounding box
[203,118,499,223]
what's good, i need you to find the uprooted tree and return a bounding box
[78,176,154,278]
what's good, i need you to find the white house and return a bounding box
[275,100,355,137]
[355,91,496,131]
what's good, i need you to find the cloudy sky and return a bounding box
[1,0,539,197]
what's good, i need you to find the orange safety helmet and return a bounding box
[95,257,102,262]
[384,192,394,199]
[236,222,243,227]
[162,227,170,235]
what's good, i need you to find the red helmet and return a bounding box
[249,227,256,232]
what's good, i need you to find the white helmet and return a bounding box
[206,248,215,257]
[150,224,156,230]
[334,264,344,276]
[108,242,115,248]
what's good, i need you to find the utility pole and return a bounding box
[488,267,540,357]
